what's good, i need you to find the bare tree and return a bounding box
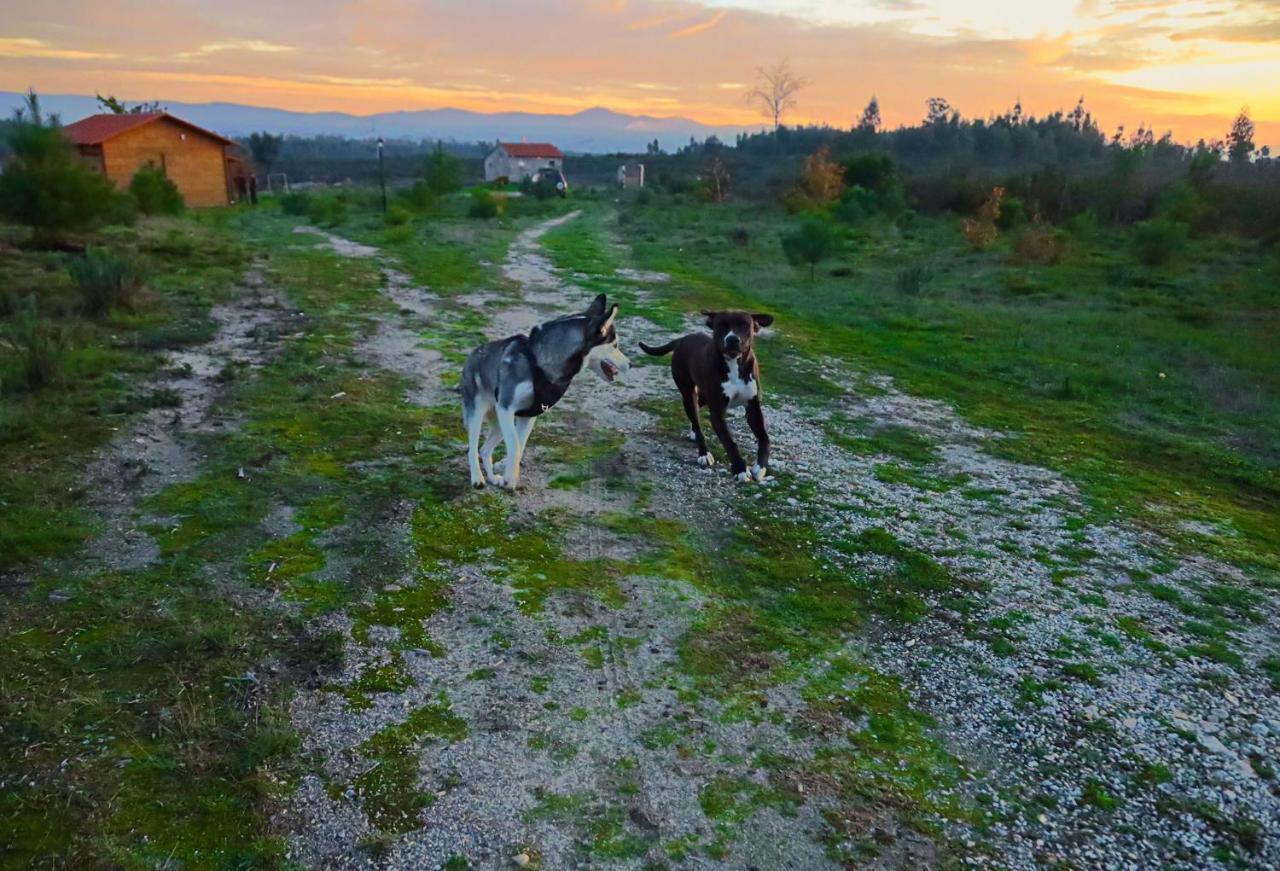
[747,59,807,129]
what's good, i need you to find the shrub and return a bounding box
[468,188,500,219]
[397,181,436,213]
[1132,219,1189,267]
[729,227,750,247]
[785,145,844,212]
[895,264,934,295]
[843,152,898,191]
[279,191,312,216]
[0,114,130,245]
[385,204,411,227]
[1,295,65,392]
[996,195,1026,230]
[306,193,348,227]
[1011,222,1065,265]
[67,247,147,315]
[834,185,878,223]
[962,186,1004,250]
[633,187,653,206]
[781,217,839,281]
[423,143,463,195]
[128,165,184,215]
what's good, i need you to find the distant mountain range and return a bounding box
[1,91,753,154]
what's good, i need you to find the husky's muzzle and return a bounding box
[587,343,630,383]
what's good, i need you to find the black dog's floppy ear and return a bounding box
[701,309,719,327]
[585,294,608,317]
[752,313,774,331]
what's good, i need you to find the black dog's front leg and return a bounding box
[680,387,712,463]
[708,407,748,477]
[745,397,769,474]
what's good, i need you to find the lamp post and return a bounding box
[377,136,387,213]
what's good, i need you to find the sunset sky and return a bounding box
[2,0,1276,145]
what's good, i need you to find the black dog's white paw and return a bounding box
[697,452,716,467]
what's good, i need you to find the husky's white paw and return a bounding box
[487,473,506,487]
[470,475,486,489]
[735,470,752,483]
[750,464,768,482]
[697,453,715,467]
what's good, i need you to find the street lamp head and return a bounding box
[377,137,384,150]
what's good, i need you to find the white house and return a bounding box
[617,162,645,188]
[484,142,564,182]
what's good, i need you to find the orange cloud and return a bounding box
[0,0,1273,146]
[669,9,727,38]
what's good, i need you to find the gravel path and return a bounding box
[278,213,1279,870]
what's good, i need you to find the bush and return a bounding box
[67,247,147,315]
[895,264,934,295]
[834,185,878,224]
[1,295,65,392]
[423,143,463,196]
[729,227,750,247]
[1011,222,1065,265]
[307,193,348,227]
[385,204,411,227]
[781,217,839,281]
[279,191,312,216]
[468,188,500,219]
[1132,219,1189,266]
[128,166,184,215]
[396,182,437,213]
[0,119,130,245]
[843,153,898,191]
[962,186,1004,251]
[996,195,1026,230]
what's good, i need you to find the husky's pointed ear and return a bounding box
[751,313,774,331]
[585,294,608,317]
[701,309,719,327]
[591,304,619,337]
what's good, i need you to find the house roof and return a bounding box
[62,112,236,147]
[498,142,563,159]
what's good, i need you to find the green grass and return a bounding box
[622,198,1280,578]
[0,215,247,568]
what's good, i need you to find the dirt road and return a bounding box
[267,211,1278,869]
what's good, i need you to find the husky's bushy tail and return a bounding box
[639,339,677,356]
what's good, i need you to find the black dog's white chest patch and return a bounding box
[721,365,757,408]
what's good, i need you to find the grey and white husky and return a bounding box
[460,294,629,490]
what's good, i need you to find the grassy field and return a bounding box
[616,196,1280,576]
[2,186,1277,868]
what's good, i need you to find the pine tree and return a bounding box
[1227,109,1255,162]
[857,96,881,133]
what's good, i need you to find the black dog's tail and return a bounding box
[639,339,678,356]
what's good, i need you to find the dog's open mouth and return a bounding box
[601,360,619,382]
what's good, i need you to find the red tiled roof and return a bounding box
[498,142,563,159]
[62,112,236,147]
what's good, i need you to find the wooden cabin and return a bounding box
[62,112,239,207]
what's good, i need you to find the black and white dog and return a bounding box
[461,294,628,490]
[640,310,774,483]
